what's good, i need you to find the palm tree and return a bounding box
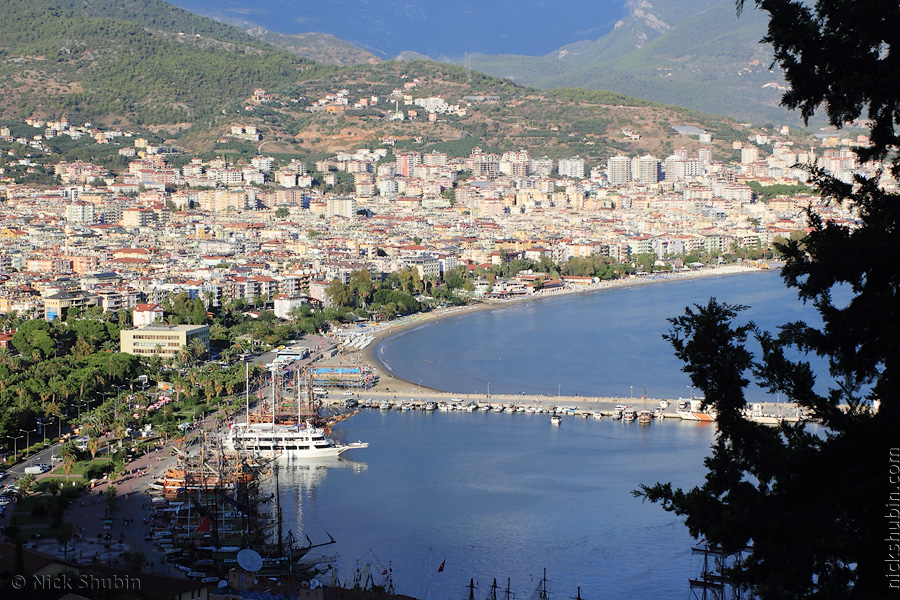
[17,473,35,497]
[188,338,208,362]
[87,436,100,460]
[61,446,76,483]
[112,419,126,444]
[176,345,192,370]
[56,522,75,561]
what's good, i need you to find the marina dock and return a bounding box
[321,391,804,423]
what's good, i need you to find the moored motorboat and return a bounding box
[225,421,368,459]
[676,399,697,420]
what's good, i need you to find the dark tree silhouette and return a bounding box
[636,2,900,599]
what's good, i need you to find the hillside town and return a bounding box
[0,111,881,324]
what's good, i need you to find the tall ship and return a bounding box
[225,365,368,459]
[146,441,338,581]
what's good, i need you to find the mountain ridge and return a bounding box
[464,0,799,126]
[0,0,779,164]
[159,0,799,126]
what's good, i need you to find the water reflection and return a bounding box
[259,457,368,544]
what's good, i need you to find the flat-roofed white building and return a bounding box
[120,324,209,359]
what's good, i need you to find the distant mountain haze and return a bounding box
[166,0,629,58]
[167,0,806,125]
[466,0,803,125]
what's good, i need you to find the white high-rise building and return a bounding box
[558,157,586,179]
[632,155,662,184]
[66,201,95,224]
[326,195,357,219]
[741,145,760,164]
[607,155,632,186]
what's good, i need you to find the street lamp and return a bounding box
[77,399,91,420]
[39,417,58,458]
[37,417,56,444]
[487,381,491,399]
[558,383,561,398]
[20,428,36,460]
[9,434,22,462]
[630,385,633,400]
[687,385,694,399]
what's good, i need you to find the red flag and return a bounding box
[437,560,445,573]
[194,516,211,533]
[382,570,388,576]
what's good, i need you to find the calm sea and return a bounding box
[269,271,821,600]
[270,412,716,600]
[374,270,821,401]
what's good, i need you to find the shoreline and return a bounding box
[347,265,772,396]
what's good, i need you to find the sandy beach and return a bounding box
[343,264,768,397]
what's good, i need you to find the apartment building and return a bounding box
[119,324,210,359]
[607,155,632,186]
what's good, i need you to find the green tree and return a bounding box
[55,521,74,561]
[275,206,290,218]
[17,473,35,497]
[105,484,118,513]
[325,279,352,308]
[84,436,100,460]
[636,3,900,598]
[120,549,146,572]
[191,297,208,325]
[60,445,76,483]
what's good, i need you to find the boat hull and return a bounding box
[225,422,368,459]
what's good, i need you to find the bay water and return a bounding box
[270,270,819,599]
[374,269,820,401]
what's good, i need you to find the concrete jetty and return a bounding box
[323,391,804,423]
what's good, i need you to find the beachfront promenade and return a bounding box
[341,264,769,351]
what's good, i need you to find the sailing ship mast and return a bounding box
[689,541,750,600]
[529,568,550,600]
[505,578,515,600]
[488,579,499,600]
[466,578,478,600]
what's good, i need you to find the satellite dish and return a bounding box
[236,549,264,572]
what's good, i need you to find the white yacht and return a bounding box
[225,421,368,459]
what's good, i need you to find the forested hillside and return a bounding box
[0,0,335,124]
